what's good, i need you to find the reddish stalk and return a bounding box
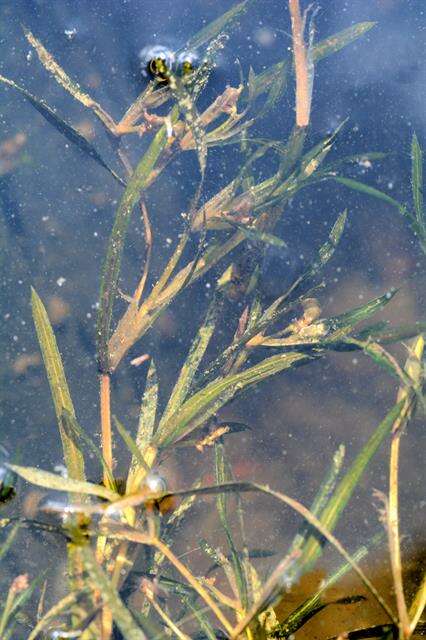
[100,373,113,486]
[288,0,311,127]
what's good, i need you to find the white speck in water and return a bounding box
[64,27,77,40]
[56,277,66,287]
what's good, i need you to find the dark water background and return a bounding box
[0,0,425,635]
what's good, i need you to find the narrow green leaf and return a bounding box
[113,416,149,473]
[289,445,345,555]
[186,0,253,50]
[130,360,158,476]
[326,289,398,339]
[0,74,125,186]
[8,464,116,501]
[354,321,426,345]
[96,107,179,372]
[0,523,20,562]
[312,22,376,62]
[243,23,374,108]
[298,399,406,572]
[160,296,220,426]
[411,133,424,225]
[334,176,404,210]
[31,288,85,481]
[26,592,81,640]
[155,351,309,448]
[222,219,287,248]
[348,339,411,387]
[181,598,218,640]
[61,410,115,490]
[80,545,146,640]
[22,26,117,135]
[278,549,372,636]
[215,442,248,608]
[197,212,346,389]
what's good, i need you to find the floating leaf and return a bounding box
[31,288,85,481]
[8,464,116,501]
[0,74,124,186]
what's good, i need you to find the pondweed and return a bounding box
[0,1,424,639]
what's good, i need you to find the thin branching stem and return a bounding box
[145,591,192,640]
[152,538,235,635]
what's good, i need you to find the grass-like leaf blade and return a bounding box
[97,107,179,372]
[155,351,309,448]
[0,74,124,186]
[80,545,147,640]
[113,416,149,473]
[186,0,253,50]
[312,22,376,62]
[23,26,117,134]
[160,295,220,426]
[334,176,404,210]
[8,464,116,501]
[297,399,406,572]
[411,133,424,225]
[134,361,158,460]
[215,442,248,608]
[31,287,85,481]
[276,535,382,637]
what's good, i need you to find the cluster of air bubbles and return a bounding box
[0,445,16,504]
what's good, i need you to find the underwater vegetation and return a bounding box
[0,0,425,638]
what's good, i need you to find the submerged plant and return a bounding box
[0,1,425,639]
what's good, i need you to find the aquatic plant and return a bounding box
[0,1,425,639]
